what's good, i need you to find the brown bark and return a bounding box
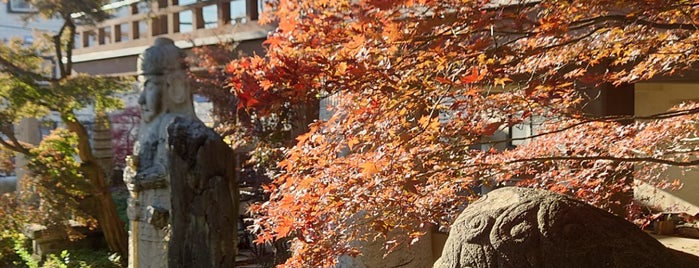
[66,118,129,260]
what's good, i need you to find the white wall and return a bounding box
[634,82,699,214]
[0,1,62,43]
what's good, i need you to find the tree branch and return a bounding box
[0,125,32,155]
[54,19,68,78]
[467,106,699,148]
[0,137,29,155]
[569,14,697,31]
[65,18,75,77]
[0,55,52,83]
[503,155,699,167]
[62,113,96,163]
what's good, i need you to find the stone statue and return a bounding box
[434,187,699,268]
[124,38,238,268]
[123,37,195,268]
[134,37,197,181]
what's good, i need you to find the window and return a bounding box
[178,10,193,32]
[117,23,130,42]
[23,36,33,45]
[8,0,36,13]
[202,5,218,29]
[82,31,97,47]
[100,27,112,44]
[178,0,196,5]
[230,0,246,23]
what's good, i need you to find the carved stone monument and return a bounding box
[167,118,238,267]
[434,187,699,268]
[123,38,238,268]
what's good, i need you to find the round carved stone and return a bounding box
[434,187,699,268]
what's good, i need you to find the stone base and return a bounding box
[24,222,105,259]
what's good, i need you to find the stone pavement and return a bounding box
[653,234,699,257]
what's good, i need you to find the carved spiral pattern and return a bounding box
[491,200,539,248]
[463,214,493,243]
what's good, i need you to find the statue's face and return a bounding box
[138,77,163,123]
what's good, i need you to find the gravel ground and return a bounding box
[653,234,699,257]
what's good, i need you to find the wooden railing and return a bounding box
[73,0,266,57]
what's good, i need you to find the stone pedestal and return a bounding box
[24,222,105,260]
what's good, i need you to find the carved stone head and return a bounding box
[137,37,195,123]
[434,187,688,268]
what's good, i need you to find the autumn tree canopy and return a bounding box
[223,0,699,266]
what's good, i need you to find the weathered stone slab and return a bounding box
[24,222,105,260]
[434,187,699,268]
[167,117,238,268]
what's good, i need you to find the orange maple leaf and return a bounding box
[253,232,274,245]
[264,36,284,48]
[435,76,453,85]
[297,176,316,189]
[279,17,297,33]
[235,88,260,110]
[347,34,366,49]
[260,80,274,90]
[494,77,512,87]
[276,217,294,237]
[460,67,485,84]
[347,136,360,151]
[224,62,238,73]
[360,161,380,177]
[481,121,502,136]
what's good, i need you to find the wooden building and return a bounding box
[72,0,271,76]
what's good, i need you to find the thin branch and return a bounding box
[661,147,699,155]
[468,106,699,147]
[0,56,52,83]
[65,18,75,77]
[5,133,31,155]
[0,126,31,155]
[503,155,699,167]
[416,151,699,183]
[0,137,27,154]
[54,19,68,78]
[498,26,608,67]
[569,14,697,31]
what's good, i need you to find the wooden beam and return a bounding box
[194,7,205,29]
[114,24,122,42]
[246,0,258,21]
[131,21,140,40]
[219,0,231,27]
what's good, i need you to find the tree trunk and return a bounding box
[66,119,129,261]
[95,187,129,259]
[82,161,129,260]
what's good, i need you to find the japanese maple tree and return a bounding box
[224,0,699,266]
[110,106,140,170]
